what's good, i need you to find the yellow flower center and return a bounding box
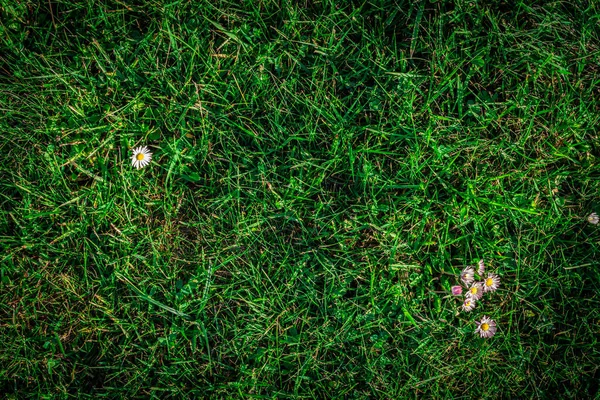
[136,153,145,160]
[481,323,489,331]
[470,287,478,295]
[485,278,494,287]
[465,301,471,307]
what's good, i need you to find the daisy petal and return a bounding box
[131,146,153,169]
[460,266,475,286]
[466,282,484,301]
[483,273,500,293]
[478,259,485,276]
[475,316,497,338]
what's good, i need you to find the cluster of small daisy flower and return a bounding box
[451,260,500,338]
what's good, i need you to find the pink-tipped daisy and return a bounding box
[131,146,152,169]
[466,282,484,301]
[475,316,497,338]
[451,286,462,296]
[462,298,476,312]
[483,273,500,293]
[478,259,485,276]
[460,266,475,286]
[588,212,599,225]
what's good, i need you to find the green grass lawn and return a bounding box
[1,0,600,398]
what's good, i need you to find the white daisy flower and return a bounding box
[478,259,485,276]
[475,316,497,338]
[466,282,484,301]
[588,212,599,225]
[460,266,475,286]
[462,298,476,312]
[483,273,500,293]
[131,146,152,169]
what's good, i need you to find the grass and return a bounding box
[1,0,600,397]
